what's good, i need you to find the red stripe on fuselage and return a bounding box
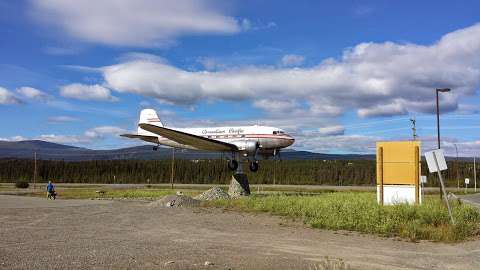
[157,133,293,142]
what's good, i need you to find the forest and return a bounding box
[0,158,477,187]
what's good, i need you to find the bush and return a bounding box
[15,181,29,189]
[207,193,480,242]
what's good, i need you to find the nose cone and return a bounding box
[286,135,295,147]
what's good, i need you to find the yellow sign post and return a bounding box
[377,141,421,205]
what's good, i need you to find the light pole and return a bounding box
[436,88,451,149]
[436,88,451,199]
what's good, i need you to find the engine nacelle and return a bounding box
[230,140,259,155]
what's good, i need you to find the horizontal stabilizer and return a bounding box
[120,134,159,144]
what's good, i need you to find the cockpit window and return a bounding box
[273,130,284,135]
[273,131,278,135]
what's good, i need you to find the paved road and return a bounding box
[459,193,480,208]
[1,195,480,269]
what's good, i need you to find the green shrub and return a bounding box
[207,193,480,242]
[15,181,29,189]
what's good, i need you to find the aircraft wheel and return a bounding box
[153,146,158,151]
[249,161,259,172]
[228,160,238,171]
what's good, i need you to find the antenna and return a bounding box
[410,117,417,141]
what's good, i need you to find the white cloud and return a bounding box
[196,57,226,71]
[281,54,305,67]
[16,86,50,101]
[239,19,277,31]
[99,23,480,118]
[253,99,298,113]
[295,134,379,154]
[0,87,21,105]
[357,100,407,118]
[36,126,127,145]
[0,135,27,142]
[318,125,345,136]
[48,116,80,123]
[36,134,90,144]
[30,0,240,47]
[84,126,126,139]
[60,83,118,102]
[240,18,252,31]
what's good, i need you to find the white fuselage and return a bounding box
[139,125,294,153]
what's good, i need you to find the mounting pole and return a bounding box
[433,151,455,224]
[170,148,175,189]
[33,151,37,190]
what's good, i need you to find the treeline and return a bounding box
[0,158,477,186]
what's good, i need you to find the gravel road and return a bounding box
[1,195,479,270]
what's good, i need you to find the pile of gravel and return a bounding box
[194,186,230,201]
[149,195,200,208]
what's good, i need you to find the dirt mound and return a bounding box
[194,186,230,201]
[149,195,200,208]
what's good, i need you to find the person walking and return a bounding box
[46,181,56,200]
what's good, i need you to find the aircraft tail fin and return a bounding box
[138,109,163,135]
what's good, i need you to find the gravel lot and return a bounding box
[1,195,479,270]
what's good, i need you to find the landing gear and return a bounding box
[152,145,158,151]
[228,160,239,171]
[249,161,259,172]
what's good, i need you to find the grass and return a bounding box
[26,188,201,200]
[207,192,480,242]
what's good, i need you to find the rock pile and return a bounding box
[194,186,230,201]
[149,195,200,208]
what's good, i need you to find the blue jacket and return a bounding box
[47,183,54,192]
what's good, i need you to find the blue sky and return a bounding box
[0,0,479,155]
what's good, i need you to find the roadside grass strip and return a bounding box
[207,192,480,242]
[27,188,200,200]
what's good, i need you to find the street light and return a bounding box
[436,88,451,149]
[435,88,451,199]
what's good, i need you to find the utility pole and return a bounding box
[33,152,37,190]
[273,159,276,186]
[170,148,175,189]
[410,117,417,141]
[454,144,459,190]
[474,156,477,193]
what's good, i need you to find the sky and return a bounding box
[0,0,480,156]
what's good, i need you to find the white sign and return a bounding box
[421,175,427,184]
[465,178,470,185]
[425,149,448,173]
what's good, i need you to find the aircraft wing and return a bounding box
[120,134,159,144]
[138,123,238,151]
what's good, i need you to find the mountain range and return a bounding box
[0,140,376,161]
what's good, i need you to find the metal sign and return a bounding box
[420,175,427,184]
[376,141,421,205]
[425,149,448,173]
[465,178,470,185]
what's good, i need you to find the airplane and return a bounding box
[121,109,295,172]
